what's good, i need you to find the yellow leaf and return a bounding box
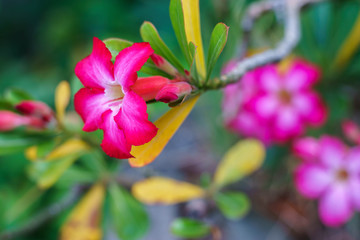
[46,138,89,161]
[25,146,38,161]
[182,0,206,78]
[132,177,204,204]
[333,12,360,70]
[214,139,265,188]
[61,184,105,240]
[129,95,199,167]
[55,81,71,124]
[277,55,295,75]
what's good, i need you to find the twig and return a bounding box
[0,186,83,240]
[217,0,325,87]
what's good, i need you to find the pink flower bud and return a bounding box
[342,120,360,145]
[155,82,192,103]
[131,76,171,101]
[151,54,178,76]
[0,111,30,131]
[15,100,54,123]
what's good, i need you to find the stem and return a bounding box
[207,0,326,89]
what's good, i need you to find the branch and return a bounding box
[0,186,83,240]
[218,0,325,87]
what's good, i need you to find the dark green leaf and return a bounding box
[170,0,191,65]
[4,88,33,105]
[104,38,133,61]
[171,218,210,238]
[140,21,184,73]
[215,191,250,220]
[206,23,229,82]
[109,183,149,240]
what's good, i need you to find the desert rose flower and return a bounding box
[223,58,327,144]
[293,136,360,226]
[74,37,191,159]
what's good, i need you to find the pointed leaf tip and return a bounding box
[129,95,199,167]
[55,81,71,125]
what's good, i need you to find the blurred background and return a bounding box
[1,0,360,239]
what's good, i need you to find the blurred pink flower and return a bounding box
[293,136,360,226]
[342,119,360,145]
[223,58,327,145]
[74,37,191,159]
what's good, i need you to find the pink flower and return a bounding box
[74,37,192,159]
[342,120,360,145]
[293,136,360,226]
[223,58,327,145]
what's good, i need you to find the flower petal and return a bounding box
[318,184,353,227]
[115,91,157,146]
[349,178,360,210]
[292,92,327,126]
[284,59,320,91]
[75,37,114,88]
[292,137,319,162]
[318,136,346,168]
[249,94,279,119]
[74,88,110,132]
[100,110,132,159]
[114,42,153,91]
[345,147,360,175]
[155,82,192,103]
[273,107,303,141]
[256,65,282,92]
[295,164,331,199]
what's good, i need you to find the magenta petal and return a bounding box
[295,164,331,199]
[250,94,279,119]
[256,65,282,92]
[114,42,154,91]
[349,178,360,210]
[75,37,114,88]
[74,87,110,132]
[115,91,157,146]
[284,60,320,91]
[293,137,319,162]
[100,110,132,159]
[318,136,346,168]
[273,107,303,140]
[318,184,353,227]
[345,147,360,174]
[292,92,327,126]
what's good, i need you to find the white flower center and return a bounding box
[104,85,124,100]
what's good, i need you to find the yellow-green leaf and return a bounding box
[55,81,71,124]
[129,95,199,167]
[61,184,105,240]
[214,139,265,188]
[46,138,90,161]
[25,146,38,162]
[132,177,204,204]
[182,0,206,78]
[333,12,360,70]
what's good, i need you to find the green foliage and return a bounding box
[171,218,211,238]
[215,191,251,220]
[109,184,149,240]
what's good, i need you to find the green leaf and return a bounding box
[189,41,199,84]
[215,191,251,220]
[109,183,149,240]
[171,218,210,238]
[0,132,53,156]
[170,0,191,65]
[104,38,133,61]
[4,88,33,105]
[27,154,81,189]
[206,23,229,82]
[140,21,184,73]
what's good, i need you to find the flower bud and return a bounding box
[0,111,29,131]
[151,54,178,76]
[342,120,360,145]
[131,76,171,102]
[155,82,192,103]
[15,100,54,123]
